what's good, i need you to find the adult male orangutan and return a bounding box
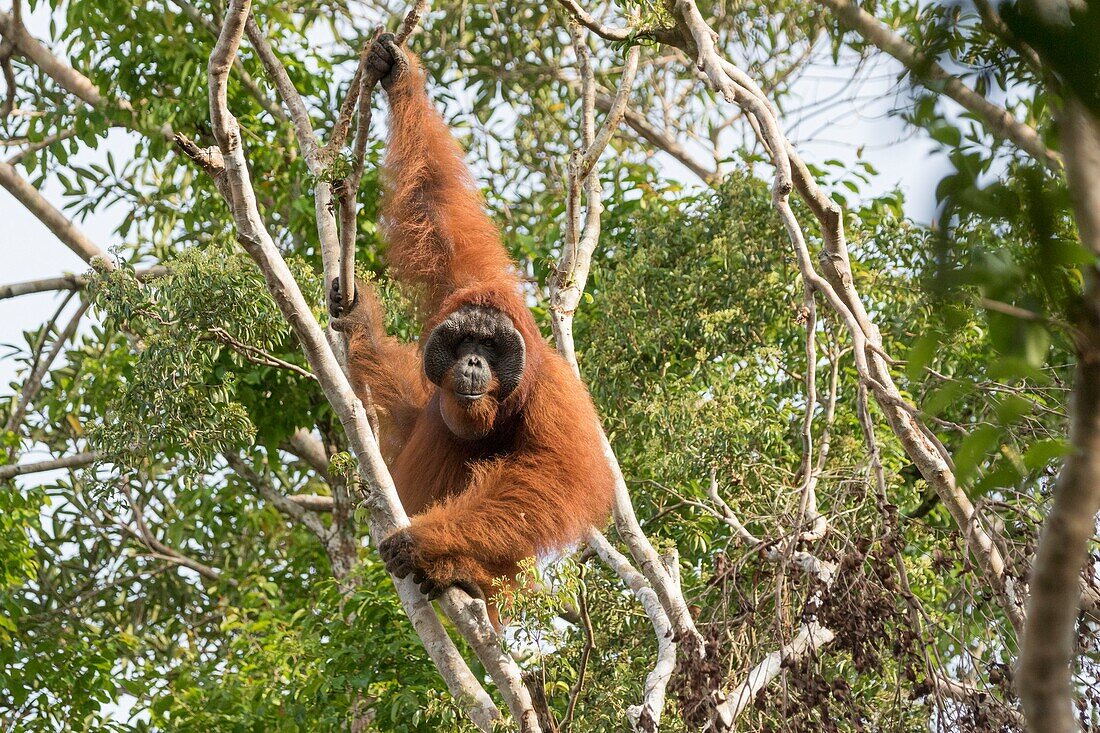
[328,34,615,617]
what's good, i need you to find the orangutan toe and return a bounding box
[379,529,417,579]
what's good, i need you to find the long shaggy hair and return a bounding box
[341,52,615,611]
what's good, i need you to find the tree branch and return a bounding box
[187,2,526,728]
[597,92,718,184]
[5,128,77,165]
[0,451,101,481]
[667,0,1027,640]
[817,0,1062,171]
[587,530,676,731]
[713,623,835,724]
[547,25,705,679]
[3,299,89,438]
[1019,96,1100,733]
[0,11,110,109]
[117,484,226,583]
[0,161,116,269]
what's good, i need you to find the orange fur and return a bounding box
[343,51,615,612]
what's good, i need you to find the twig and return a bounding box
[5,128,78,165]
[207,325,316,380]
[117,484,227,583]
[560,570,594,733]
[597,93,718,184]
[0,266,168,301]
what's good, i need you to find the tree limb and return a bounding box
[817,0,1062,171]
[667,0,1027,639]
[1019,96,1100,733]
[117,484,226,583]
[597,92,719,185]
[0,451,101,481]
[3,299,89,438]
[587,530,676,731]
[0,161,116,269]
[188,2,528,727]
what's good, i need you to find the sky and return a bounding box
[0,8,953,410]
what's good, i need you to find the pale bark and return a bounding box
[714,623,835,724]
[587,530,676,732]
[0,451,101,480]
[1019,98,1100,733]
[818,0,1062,171]
[0,161,115,269]
[549,28,705,674]
[189,2,532,728]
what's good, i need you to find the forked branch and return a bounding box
[185,1,539,729]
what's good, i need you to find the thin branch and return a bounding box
[335,2,428,310]
[118,484,226,583]
[287,493,334,511]
[0,451,101,481]
[336,27,385,309]
[597,93,719,184]
[5,129,78,165]
[930,673,1027,729]
[705,474,835,585]
[3,299,89,437]
[207,325,316,379]
[394,0,429,44]
[548,23,705,669]
[0,265,168,301]
[225,453,338,560]
[550,29,638,375]
[0,161,116,269]
[242,16,319,166]
[559,574,594,733]
[578,45,640,179]
[0,11,111,110]
[818,0,1062,171]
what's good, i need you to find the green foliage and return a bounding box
[85,248,325,464]
[2,0,1093,730]
[157,565,474,732]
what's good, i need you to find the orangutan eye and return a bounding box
[481,337,496,349]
